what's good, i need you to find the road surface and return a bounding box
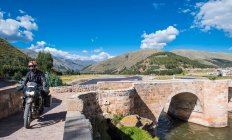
[0,93,71,140]
[80,76,142,85]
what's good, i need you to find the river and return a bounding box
[156,112,232,140]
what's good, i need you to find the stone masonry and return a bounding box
[0,86,23,120]
[68,80,232,128]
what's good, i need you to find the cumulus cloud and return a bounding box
[193,0,232,37]
[140,26,179,50]
[29,41,113,61]
[90,52,114,61]
[0,10,37,42]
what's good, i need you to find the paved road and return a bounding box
[80,76,142,85]
[0,93,71,140]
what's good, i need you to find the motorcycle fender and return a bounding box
[26,98,33,104]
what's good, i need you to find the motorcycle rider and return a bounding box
[22,60,49,112]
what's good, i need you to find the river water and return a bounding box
[156,112,232,140]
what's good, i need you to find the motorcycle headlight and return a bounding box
[25,91,35,96]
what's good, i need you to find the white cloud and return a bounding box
[140,26,179,50]
[0,11,3,19]
[182,9,191,13]
[94,48,103,53]
[0,10,38,42]
[29,41,113,61]
[19,9,26,14]
[90,52,114,61]
[194,0,232,37]
[82,50,88,53]
[229,47,232,51]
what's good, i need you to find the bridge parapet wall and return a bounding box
[0,86,23,120]
[67,87,135,117]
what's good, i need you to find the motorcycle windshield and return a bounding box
[27,82,37,87]
[27,82,37,91]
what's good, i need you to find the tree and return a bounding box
[36,52,53,72]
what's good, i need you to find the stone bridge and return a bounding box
[70,80,232,128]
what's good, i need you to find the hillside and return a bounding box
[82,50,160,74]
[20,48,95,71]
[0,38,30,78]
[121,52,214,75]
[0,38,29,67]
[172,50,232,68]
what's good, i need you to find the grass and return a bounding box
[207,76,232,80]
[119,126,158,140]
[59,74,101,83]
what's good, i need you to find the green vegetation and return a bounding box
[119,127,158,140]
[90,115,159,140]
[60,74,102,83]
[36,51,53,72]
[121,52,214,75]
[207,58,232,68]
[45,72,63,87]
[0,38,30,79]
[207,76,232,80]
[35,51,63,87]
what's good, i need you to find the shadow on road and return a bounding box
[30,111,66,129]
[0,97,63,137]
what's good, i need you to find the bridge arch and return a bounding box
[163,91,203,121]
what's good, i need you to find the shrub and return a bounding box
[13,72,23,80]
[208,76,217,80]
[45,72,63,87]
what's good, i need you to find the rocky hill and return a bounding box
[82,49,160,74]
[172,49,232,68]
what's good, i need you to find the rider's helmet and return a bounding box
[28,60,37,71]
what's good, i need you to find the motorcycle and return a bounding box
[18,81,45,129]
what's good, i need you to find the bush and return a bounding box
[1,65,27,79]
[45,72,63,87]
[208,76,217,80]
[13,72,23,80]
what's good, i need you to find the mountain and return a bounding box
[82,50,214,75]
[121,52,214,75]
[82,50,161,74]
[20,48,95,71]
[0,38,29,67]
[172,49,232,68]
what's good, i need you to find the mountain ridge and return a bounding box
[20,48,95,71]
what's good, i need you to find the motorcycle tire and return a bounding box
[24,103,31,129]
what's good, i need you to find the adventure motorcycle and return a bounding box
[18,81,48,129]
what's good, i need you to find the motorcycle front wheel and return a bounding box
[24,103,31,129]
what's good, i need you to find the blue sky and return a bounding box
[0,0,232,61]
